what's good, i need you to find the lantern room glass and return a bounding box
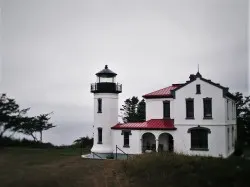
[96,76,116,83]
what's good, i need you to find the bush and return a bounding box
[0,136,54,148]
[234,141,243,156]
[106,154,114,159]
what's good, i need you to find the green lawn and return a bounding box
[0,147,129,187]
[1,148,250,187]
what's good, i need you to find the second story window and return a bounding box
[97,98,102,113]
[186,98,194,119]
[203,98,212,119]
[163,101,170,118]
[232,102,236,120]
[227,100,229,120]
[196,84,201,94]
[232,126,234,147]
[98,127,102,144]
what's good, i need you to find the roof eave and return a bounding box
[111,127,177,130]
[142,95,174,99]
[95,72,117,77]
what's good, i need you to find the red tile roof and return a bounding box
[111,119,176,130]
[142,84,183,98]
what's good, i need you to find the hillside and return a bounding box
[0,148,250,187]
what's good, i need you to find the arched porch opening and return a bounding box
[141,133,156,153]
[158,133,174,152]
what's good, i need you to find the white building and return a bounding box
[90,65,237,159]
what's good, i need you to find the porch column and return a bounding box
[156,139,159,152]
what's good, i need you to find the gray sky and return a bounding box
[0,0,249,145]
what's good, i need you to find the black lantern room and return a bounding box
[91,65,122,93]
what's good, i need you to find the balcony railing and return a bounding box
[90,82,122,93]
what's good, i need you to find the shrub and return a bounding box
[106,154,114,159]
[0,136,54,148]
[234,141,243,156]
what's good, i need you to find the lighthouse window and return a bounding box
[97,128,102,144]
[97,98,102,113]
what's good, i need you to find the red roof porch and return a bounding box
[111,119,176,130]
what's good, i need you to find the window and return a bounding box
[196,84,201,94]
[232,102,234,119]
[232,126,234,147]
[227,128,230,151]
[232,103,236,120]
[188,127,211,150]
[122,130,131,147]
[234,103,236,119]
[227,100,229,120]
[97,98,102,113]
[203,98,212,119]
[98,128,102,144]
[163,101,170,118]
[186,98,194,119]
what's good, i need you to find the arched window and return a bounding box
[188,126,211,150]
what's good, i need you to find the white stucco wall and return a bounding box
[106,77,237,158]
[225,97,237,125]
[146,98,174,120]
[112,129,176,155]
[112,130,141,154]
[145,78,236,126]
[226,124,237,156]
[174,78,226,125]
[91,93,119,154]
[173,125,230,157]
[111,124,235,158]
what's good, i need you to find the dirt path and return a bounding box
[87,159,131,187]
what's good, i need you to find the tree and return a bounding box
[233,92,250,144]
[15,113,55,142]
[15,116,39,141]
[0,93,56,144]
[35,113,55,142]
[73,136,93,148]
[0,93,29,137]
[137,99,146,122]
[120,96,146,123]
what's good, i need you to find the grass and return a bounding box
[122,153,250,187]
[1,148,250,187]
[0,147,128,187]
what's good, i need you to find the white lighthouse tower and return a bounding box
[90,65,122,158]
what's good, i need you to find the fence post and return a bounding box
[81,139,83,156]
[116,145,117,160]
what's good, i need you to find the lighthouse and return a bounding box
[90,65,122,158]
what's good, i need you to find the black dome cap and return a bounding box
[95,65,117,77]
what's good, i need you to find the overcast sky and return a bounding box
[0,0,249,145]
